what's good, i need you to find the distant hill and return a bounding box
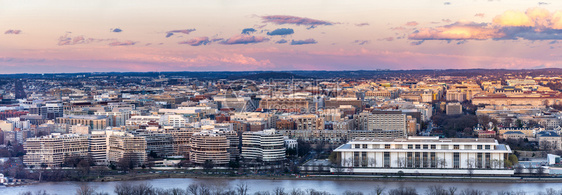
[228,72,313,80]
[3,68,562,80]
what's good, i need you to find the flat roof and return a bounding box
[351,136,496,143]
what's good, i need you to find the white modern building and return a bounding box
[332,136,513,175]
[242,129,285,162]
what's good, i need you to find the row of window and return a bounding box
[353,151,493,169]
[353,144,493,150]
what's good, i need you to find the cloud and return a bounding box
[241,28,256,34]
[266,28,295,36]
[405,21,419,26]
[112,28,122,33]
[390,26,407,31]
[178,37,210,46]
[261,15,333,27]
[221,34,269,44]
[57,33,115,46]
[354,40,370,45]
[410,40,424,45]
[444,2,451,5]
[355,23,369,27]
[4,29,21,34]
[291,39,317,45]
[442,19,452,23]
[165,29,196,38]
[378,37,394,41]
[538,2,549,5]
[492,10,534,27]
[475,13,485,18]
[276,39,288,44]
[409,7,562,43]
[109,40,137,46]
[409,21,502,41]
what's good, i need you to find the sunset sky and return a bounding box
[1,0,562,73]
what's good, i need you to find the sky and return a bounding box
[1,0,562,73]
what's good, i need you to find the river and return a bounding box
[1,178,561,194]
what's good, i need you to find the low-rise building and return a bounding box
[332,136,513,175]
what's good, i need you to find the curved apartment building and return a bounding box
[241,129,285,162]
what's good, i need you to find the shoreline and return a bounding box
[86,172,562,184]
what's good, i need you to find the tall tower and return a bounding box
[14,80,27,99]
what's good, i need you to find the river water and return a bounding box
[1,178,561,194]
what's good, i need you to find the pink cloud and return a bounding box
[4,29,21,34]
[355,23,369,27]
[221,35,269,45]
[178,37,210,46]
[410,7,562,43]
[166,29,196,38]
[57,33,116,46]
[261,15,333,26]
[109,40,137,46]
[405,21,419,26]
[475,13,485,18]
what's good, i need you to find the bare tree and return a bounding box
[236,183,249,195]
[448,187,457,195]
[514,164,524,174]
[368,158,376,167]
[369,185,386,195]
[466,158,475,177]
[114,183,134,195]
[387,187,418,195]
[76,184,96,195]
[426,185,448,195]
[274,187,286,195]
[187,184,200,195]
[342,191,363,195]
[395,157,406,168]
[536,166,546,178]
[438,158,447,168]
[459,188,483,195]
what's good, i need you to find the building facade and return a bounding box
[332,136,513,175]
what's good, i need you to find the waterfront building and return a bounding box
[241,129,285,162]
[332,136,513,175]
[189,130,230,165]
[23,133,89,167]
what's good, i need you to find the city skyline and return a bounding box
[1,0,562,73]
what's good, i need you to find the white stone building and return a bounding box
[332,136,513,175]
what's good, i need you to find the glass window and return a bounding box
[431,145,436,149]
[408,144,413,149]
[485,145,490,150]
[354,144,360,149]
[477,145,482,150]
[453,152,460,168]
[464,145,472,150]
[423,145,428,149]
[395,144,402,149]
[362,144,368,149]
[441,145,449,149]
[453,145,460,150]
[385,144,390,149]
[384,152,390,168]
[415,145,421,149]
[407,152,413,168]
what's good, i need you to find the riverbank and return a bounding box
[89,171,562,184]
